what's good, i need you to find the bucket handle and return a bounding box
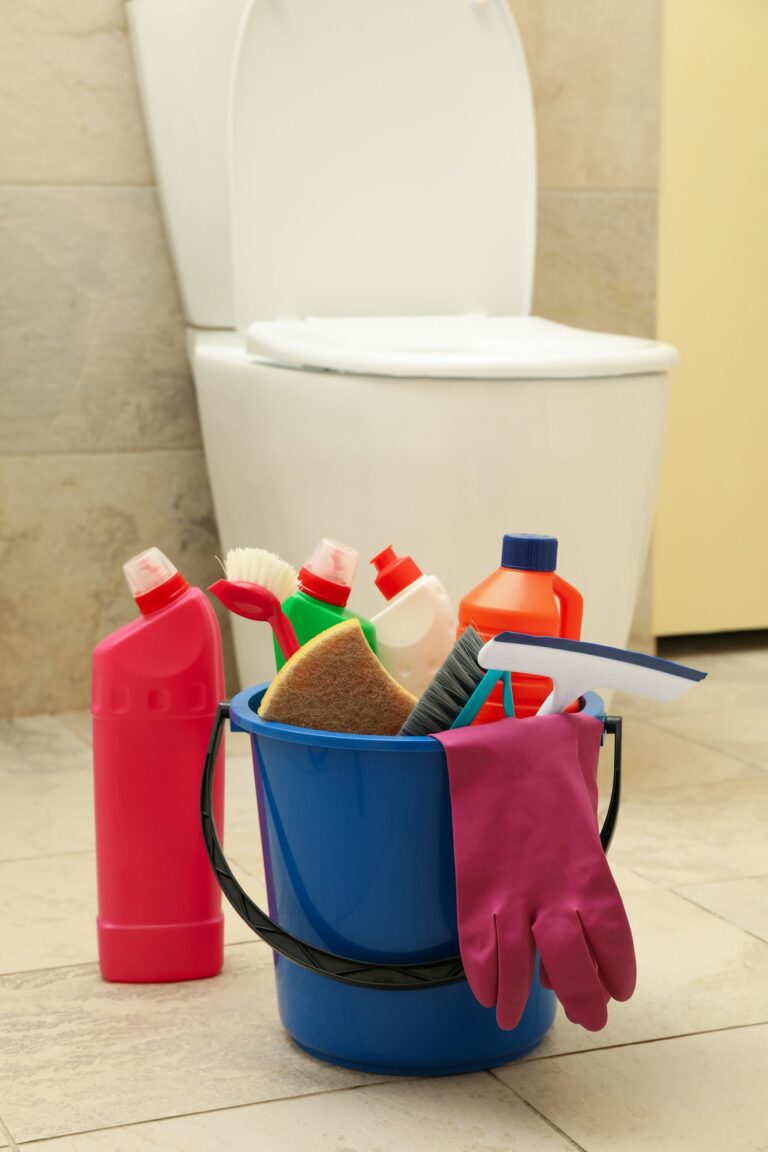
[200,703,623,991]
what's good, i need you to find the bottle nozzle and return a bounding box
[123,548,188,614]
[299,538,359,607]
[370,546,423,600]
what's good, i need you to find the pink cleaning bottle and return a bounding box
[92,547,225,982]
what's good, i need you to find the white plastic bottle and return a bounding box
[370,547,456,697]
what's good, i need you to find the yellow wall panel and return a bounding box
[654,0,768,635]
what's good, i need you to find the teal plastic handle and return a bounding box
[451,669,515,729]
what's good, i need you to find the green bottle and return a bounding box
[274,537,377,671]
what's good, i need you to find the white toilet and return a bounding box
[128,0,677,688]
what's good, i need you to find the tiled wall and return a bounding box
[0,1,660,714]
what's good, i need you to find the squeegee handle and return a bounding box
[553,574,583,641]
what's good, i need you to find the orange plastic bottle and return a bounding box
[457,534,583,720]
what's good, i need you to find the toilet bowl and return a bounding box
[129,0,677,688]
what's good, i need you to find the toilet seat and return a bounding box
[246,315,678,380]
[231,0,536,330]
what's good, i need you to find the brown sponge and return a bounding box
[259,619,417,735]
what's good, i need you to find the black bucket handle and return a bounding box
[200,703,623,991]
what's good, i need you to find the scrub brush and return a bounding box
[259,619,416,735]
[209,547,301,662]
[400,627,486,737]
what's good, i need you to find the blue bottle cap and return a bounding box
[501,534,558,572]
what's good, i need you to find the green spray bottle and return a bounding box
[273,537,377,671]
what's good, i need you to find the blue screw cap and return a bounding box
[501,534,558,572]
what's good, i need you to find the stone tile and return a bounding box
[602,862,654,894]
[658,631,768,667]
[0,714,93,774]
[0,717,94,861]
[0,0,152,185]
[0,853,98,975]
[0,844,258,978]
[0,948,384,1143]
[621,652,768,725]
[224,754,268,896]
[10,1074,578,1152]
[610,642,763,725]
[525,888,768,1059]
[720,643,768,676]
[534,191,657,337]
[650,708,768,772]
[597,715,761,796]
[0,450,236,715]
[496,1024,768,1152]
[675,876,768,943]
[512,0,661,191]
[0,186,198,456]
[56,712,93,747]
[0,721,261,965]
[609,777,768,887]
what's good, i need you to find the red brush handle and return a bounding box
[273,613,300,661]
[208,579,300,662]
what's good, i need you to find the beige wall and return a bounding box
[0,1,661,714]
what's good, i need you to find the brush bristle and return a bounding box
[222,547,298,602]
[400,627,485,737]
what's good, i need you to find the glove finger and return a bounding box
[584,933,611,1001]
[538,956,553,990]
[578,899,637,1002]
[495,911,536,1031]
[458,914,499,1009]
[532,911,609,1032]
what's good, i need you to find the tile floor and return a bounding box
[0,637,766,1151]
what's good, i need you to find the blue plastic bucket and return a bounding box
[202,686,616,1076]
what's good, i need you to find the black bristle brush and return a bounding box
[400,627,485,737]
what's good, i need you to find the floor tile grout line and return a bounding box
[0,941,263,982]
[607,859,768,891]
[11,1079,397,1147]
[5,1027,768,1143]
[616,756,768,800]
[0,1113,20,1152]
[612,861,659,889]
[0,850,95,867]
[673,872,768,891]
[55,731,92,751]
[216,939,266,950]
[487,1076,589,1152]
[647,868,768,891]
[669,889,768,946]
[635,715,768,775]
[521,1019,768,1063]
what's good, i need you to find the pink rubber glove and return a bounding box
[434,714,636,1032]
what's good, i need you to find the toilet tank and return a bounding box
[127,0,249,329]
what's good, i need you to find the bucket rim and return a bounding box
[230,684,606,751]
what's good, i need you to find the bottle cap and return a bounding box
[123,547,189,615]
[370,546,423,600]
[501,534,558,572]
[299,538,359,607]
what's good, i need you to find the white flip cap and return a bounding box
[304,538,359,590]
[123,547,178,600]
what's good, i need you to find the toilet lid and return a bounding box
[246,315,679,378]
[231,0,536,330]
